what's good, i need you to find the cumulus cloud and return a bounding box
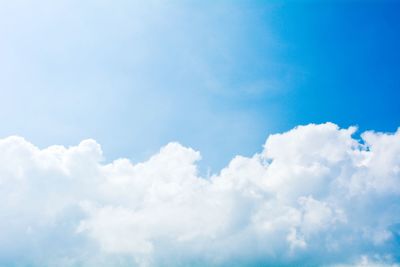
[0,123,399,266]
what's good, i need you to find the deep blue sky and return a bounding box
[0,1,399,171]
[275,1,400,132]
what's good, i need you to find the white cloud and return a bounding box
[0,123,399,266]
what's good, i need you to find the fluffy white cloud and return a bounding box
[0,123,399,266]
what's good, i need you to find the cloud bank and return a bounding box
[0,123,399,266]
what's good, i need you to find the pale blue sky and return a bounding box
[1,1,399,171]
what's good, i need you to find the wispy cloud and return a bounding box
[0,1,291,171]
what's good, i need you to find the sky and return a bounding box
[1,1,400,267]
[1,0,399,171]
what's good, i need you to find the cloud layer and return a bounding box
[1,123,399,266]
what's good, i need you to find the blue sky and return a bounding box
[1,1,400,267]
[1,1,399,171]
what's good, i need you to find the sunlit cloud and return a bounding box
[1,123,399,266]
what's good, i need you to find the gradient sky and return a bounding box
[1,0,399,171]
[1,1,400,267]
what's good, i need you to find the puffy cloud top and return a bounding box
[0,123,399,266]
